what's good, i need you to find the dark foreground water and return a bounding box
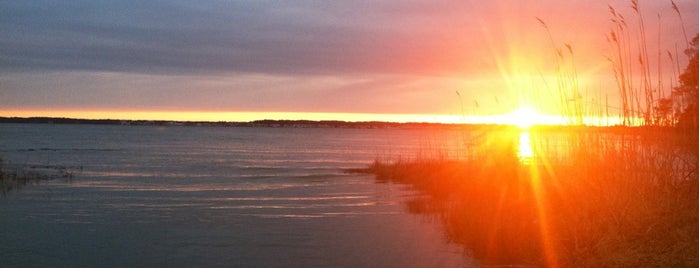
[0,124,473,267]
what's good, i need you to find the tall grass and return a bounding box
[605,0,695,127]
[354,1,699,266]
[360,127,699,266]
[537,18,584,125]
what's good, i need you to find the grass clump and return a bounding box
[0,157,74,195]
[359,128,699,267]
[0,158,38,194]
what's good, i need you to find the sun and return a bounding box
[505,106,540,129]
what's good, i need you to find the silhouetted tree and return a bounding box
[676,34,699,130]
[653,98,674,126]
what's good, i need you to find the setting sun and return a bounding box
[507,106,539,128]
[2,0,699,266]
[490,105,563,128]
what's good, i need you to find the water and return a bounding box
[0,124,473,267]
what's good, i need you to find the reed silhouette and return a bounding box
[360,1,699,266]
[362,126,698,267]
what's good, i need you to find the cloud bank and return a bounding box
[1,0,697,116]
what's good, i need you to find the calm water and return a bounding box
[0,123,473,267]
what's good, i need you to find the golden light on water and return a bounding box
[517,131,534,163]
[514,129,559,267]
[512,129,558,266]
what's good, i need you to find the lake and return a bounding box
[0,123,475,267]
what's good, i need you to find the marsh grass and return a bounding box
[357,127,699,267]
[0,157,75,195]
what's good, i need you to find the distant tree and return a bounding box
[653,98,674,126]
[676,34,699,130]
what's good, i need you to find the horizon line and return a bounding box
[0,109,632,127]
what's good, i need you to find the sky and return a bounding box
[1,0,697,123]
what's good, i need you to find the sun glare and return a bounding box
[517,131,535,163]
[506,106,540,128]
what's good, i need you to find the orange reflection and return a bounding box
[517,131,534,164]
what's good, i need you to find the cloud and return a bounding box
[0,71,482,114]
[1,0,697,116]
[3,0,695,77]
[0,0,489,76]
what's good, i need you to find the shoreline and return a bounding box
[0,116,689,134]
[355,130,699,266]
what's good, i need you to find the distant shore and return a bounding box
[0,116,464,129]
[0,116,679,133]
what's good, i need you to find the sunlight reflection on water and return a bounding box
[517,131,534,163]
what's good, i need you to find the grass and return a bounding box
[376,3,698,264]
[352,127,699,267]
[0,157,74,195]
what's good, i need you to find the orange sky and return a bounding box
[0,0,697,125]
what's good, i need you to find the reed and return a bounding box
[0,157,74,195]
[605,0,698,128]
[0,157,35,195]
[356,1,699,265]
[537,17,584,125]
[360,127,699,266]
